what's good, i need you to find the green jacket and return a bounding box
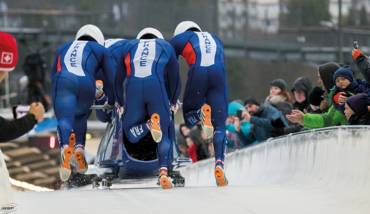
[303,105,347,129]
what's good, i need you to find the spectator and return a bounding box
[0,32,45,142]
[344,93,370,125]
[226,101,253,146]
[178,123,209,160]
[0,32,44,211]
[185,136,198,162]
[243,98,288,142]
[311,62,340,113]
[265,79,293,115]
[352,48,370,82]
[331,66,369,112]
[318,62,340,93]
[291,77,313,113]
[287,66,369,128]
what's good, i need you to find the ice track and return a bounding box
[14,126,370,214]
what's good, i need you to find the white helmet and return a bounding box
[136,27,164,39]
[174,21,202,37]
[75,24,105,46]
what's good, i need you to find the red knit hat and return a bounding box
[0,32,18,72]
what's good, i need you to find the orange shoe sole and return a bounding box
[215,166,228,187]
[201,104,214,139]
[201,104,212,126]
[61,133,76,169]
[59,133,76,181]
[159,175,173,189]
[75,150,88,174]
[150,113,162,143]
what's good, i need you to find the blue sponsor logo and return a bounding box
[139,41,150,67]
[70,43,80,67]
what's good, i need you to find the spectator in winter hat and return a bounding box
[331,66,369,112]
[344,93,370,125]
[226,101,253,146]
[0,31,44,212]
[265,78,293,115]
[287,66,369,129]
[0,32,45,142]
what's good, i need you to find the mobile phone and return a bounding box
[353,41,359,49]
[12,105,30,119]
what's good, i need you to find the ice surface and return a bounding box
[13,126,370,214]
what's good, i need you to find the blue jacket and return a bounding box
[249,104,288,142]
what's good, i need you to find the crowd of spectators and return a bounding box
[176,49,370,162]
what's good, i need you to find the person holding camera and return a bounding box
[0,32,45,142]
[226,101,253,147]
[287,66,369,128]
[0,31,45,212]
[242,98,288,143]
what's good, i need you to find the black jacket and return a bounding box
[0,114,37,142]
[348,112,370,125]
[355,55,370,83]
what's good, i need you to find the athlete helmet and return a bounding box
[136,27,164,39]
[173,21,202,37]
[75,24,105,46]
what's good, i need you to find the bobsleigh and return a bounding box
[87,106,191,188]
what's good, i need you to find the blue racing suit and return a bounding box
[112,38,181,168]
[171,31,228,163]
[51,40,115,149]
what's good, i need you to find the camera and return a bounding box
[236,109,243,120]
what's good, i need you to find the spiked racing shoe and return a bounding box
[59,132,76,182]
[74,147,88,174]
[158,167,173,189]
[148,113,162,143]
[214,160,228,187]
[200,104,214,139]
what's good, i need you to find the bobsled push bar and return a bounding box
[90,105,114,110]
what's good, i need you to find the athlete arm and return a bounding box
[170,35,187,58]
[114,50,127,107]
[102,49,116,106]
[164,46,181,105]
